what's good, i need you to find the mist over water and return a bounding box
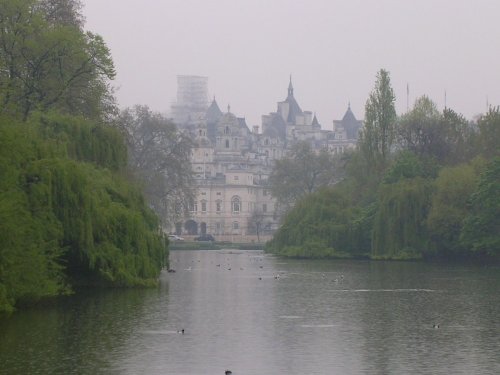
[1,250,499,374]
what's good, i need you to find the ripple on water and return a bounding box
[142,330,179,335]
[299,324,337,328]
[329,288,436,293]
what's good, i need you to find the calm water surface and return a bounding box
[1,250,499,374]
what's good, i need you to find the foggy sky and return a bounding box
[82,0,500,129]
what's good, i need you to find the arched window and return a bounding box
[231,196,241,213]
[216,200,222,212]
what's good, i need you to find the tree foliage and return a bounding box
[426,161,483,257]
[460,157,500,257]
[397,97,475,165]
[0,0,168,314]
[358,69,397,174]
[266,187,362,258]
[38,0,84,28]
[269,140,341,213]
[372,177,432,259]
[0,115,168,313]
[116,105,196,228]
[267,69,499,263]
[475,107,500,160]
[0,0,116,121]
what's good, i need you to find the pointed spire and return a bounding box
[227,104,231,113]
[288,74,294,96]
[312,112,319,127]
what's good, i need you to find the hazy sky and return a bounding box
[82,0,500,129]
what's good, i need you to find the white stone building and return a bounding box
[171,76,362,243]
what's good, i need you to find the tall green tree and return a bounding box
[358,69,397,174]
[440,108,475,165]
[0,0,115,121]
[475,107,500,160]
[38,0,84,28]
[397,96,441,157]
[397,98,475,165]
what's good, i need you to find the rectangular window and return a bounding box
[216,201,221,212]
[201,201,207,212]
[263,204,267,213]
[233,222,239,230]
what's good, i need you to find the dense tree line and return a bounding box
[267,69,499,263]
[0,1,169,313]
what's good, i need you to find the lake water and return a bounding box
[1,250,499,375]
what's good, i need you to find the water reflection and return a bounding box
[1,251,499,375]
[0,283,167,375]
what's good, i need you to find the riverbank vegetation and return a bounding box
[267,70,499,263]
[0,0,168,313]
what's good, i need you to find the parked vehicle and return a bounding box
[168,234,184,241]
[194,234,215,242]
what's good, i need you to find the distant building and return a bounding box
[333,102,363,140]
[170,75,208,127]
[170,77,362,242]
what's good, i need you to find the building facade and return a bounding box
[170,76,362,243]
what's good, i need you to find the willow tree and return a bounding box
[358,69,397,175]
[426,162,481,257]
[460,157,500,258]
[372,178,432,259]
[372,152,433,259]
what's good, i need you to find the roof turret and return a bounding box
[339,103,362,139]
[312,112,320,128]
[288,74,294,96]
[284,76,303,123]
[342,102,357,123]
[206,96,223,124]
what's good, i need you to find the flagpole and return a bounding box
[406,83,409,112]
